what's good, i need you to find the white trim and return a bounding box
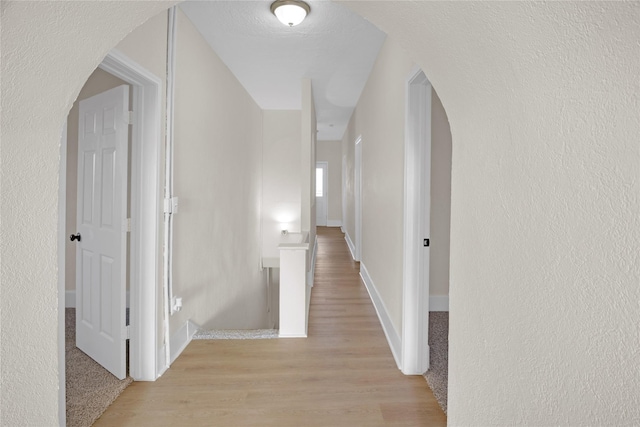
[354,135,362,261]
[327,220,342,227]
[164,6,178,324]
[360,263,402,369]
[57,123,67,427]
[306,236,318,287]
[429,296,449,312]
[344,232,356,261]
[401,67,432,375]
[306,283,313,330]
[169,320,200,364]
[156,345,168,379]
[58,49,162,416]
[279,332,308,338]
[99,49,162,381]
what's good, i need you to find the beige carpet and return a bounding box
[66,309,132,427]
[424,311,449,414]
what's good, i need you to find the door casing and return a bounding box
[401,67,432,375]
[99,50,163,381]
[58,49,163,417]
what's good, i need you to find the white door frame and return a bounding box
[316,161,328,226]
[99,50,163,380]
[58,49,162,410]
[401,67,432,375]
[354,136,362,261]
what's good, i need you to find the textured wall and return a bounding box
[2,1,639,426]
[0,2,175,425]
[342,1,640,425]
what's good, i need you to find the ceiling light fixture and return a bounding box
[270,0,310,27]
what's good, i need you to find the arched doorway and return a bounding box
[2,2,639,426]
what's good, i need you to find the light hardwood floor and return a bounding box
[95,227,446,426]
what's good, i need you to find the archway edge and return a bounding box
[1,2,176,426]
[340,1,640,425]
[1,1,639,426]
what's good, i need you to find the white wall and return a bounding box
[343,37,416,335]
[262,110,302,259]
[316,140,343,226]
[429,90,452,298]
[118,8,270,335]
[301,79,317,259]
[342,1,640,425]
[2,2,639,426]
[171,9,267,331]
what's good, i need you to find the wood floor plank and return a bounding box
[94,227,446,426]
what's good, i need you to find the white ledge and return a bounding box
[278,231,309,250]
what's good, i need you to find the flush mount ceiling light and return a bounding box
[270,0,310,27]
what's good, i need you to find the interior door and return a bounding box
[315,162,328,226]
[74,85,129,380]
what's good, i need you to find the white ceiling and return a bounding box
[179,0,386,141]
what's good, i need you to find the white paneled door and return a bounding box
[74,85,129,380]
[316,162,328,226]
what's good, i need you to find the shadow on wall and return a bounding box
[176,271,271,331]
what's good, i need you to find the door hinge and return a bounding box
[163,197,179,214]
[126,325,131,340]
[122,218,131,232]
[423,238,430,247]
[127,111,134,125]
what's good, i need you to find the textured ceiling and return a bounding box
[179,0,386,141]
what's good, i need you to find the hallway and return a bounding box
[94,227,446,426]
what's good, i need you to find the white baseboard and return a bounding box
[306,283,312,334]
[429,296,449,311]
[170,319,200,364]
[344,232,356,261]
[359,262,402,370]
[327,219,342,227]
[156,344,168,379]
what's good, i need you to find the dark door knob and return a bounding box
[70,233,81,242]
